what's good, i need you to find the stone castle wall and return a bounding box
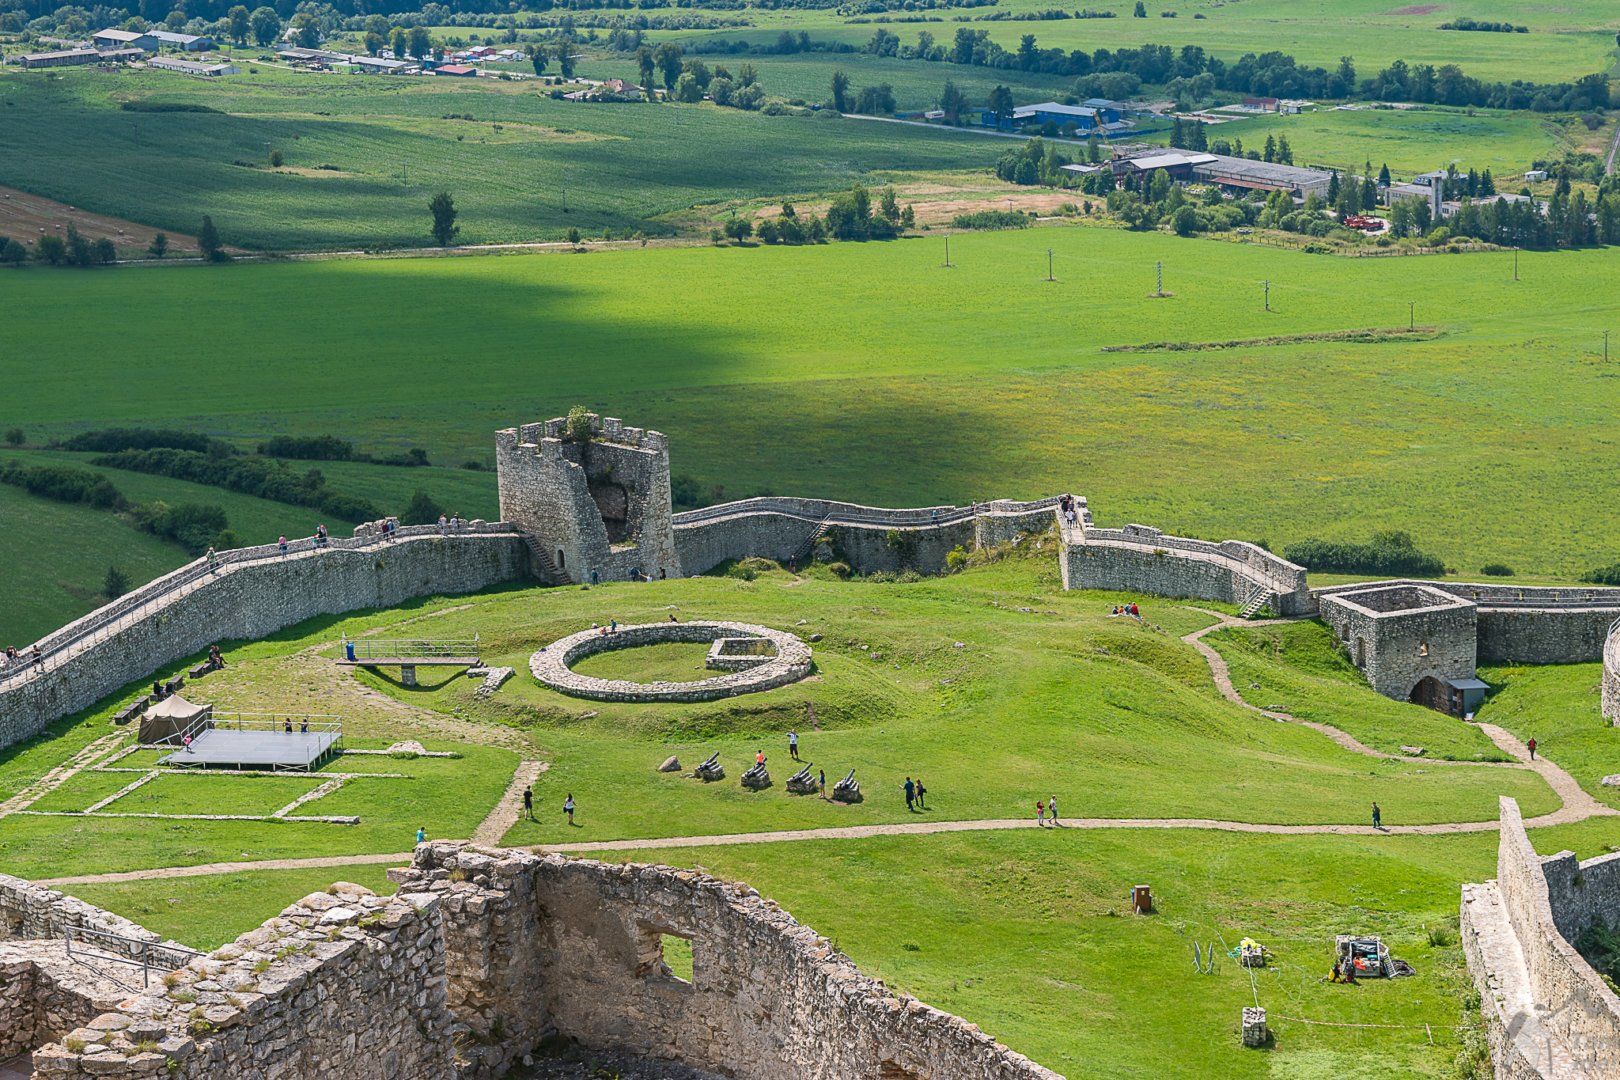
[1060,522,1313,615]
[497,415,680,584]
[0,872,184,957]
[389,843,1064,1080]
[0,528,527,751]
[672,497,1057,577]
[1316,585,1477,701]
[1461,798,1620,1079]
[1601,620,1620,725]
[31,885,454,1079]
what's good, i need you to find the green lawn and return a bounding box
[6,559,1613,1076]
[571,640,720,683]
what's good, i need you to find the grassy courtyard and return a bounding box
[5,554,1617,1076]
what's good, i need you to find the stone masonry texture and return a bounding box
[388,843,1065,1080]
[1461,798,1620,1079]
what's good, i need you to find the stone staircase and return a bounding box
[1238,587,1275,619]
[521,534,572,586]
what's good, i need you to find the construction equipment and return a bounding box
[1333,935,1412,978]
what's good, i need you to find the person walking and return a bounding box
[903,777,915,811]
[278,534,288,556]
[564,793,576,826]
[788,729,800,761]
[1036,799,1046,827]
[818,769,825,795]
[914,778,926,809]
[1371,802,1382,830]
[1527,737,1537,761]
[437,514,449,536]
[522,785,534,821]
[205,545,217,573]
[1047,794,1057,824]
[416,826,426,844]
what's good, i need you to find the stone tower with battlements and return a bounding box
[496,414,680,584]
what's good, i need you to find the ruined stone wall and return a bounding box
[1481,798,1620,1076]
[0,873,180,957]
[0,530,527,750]
[497,415,679,584]
[1603,621,1620,725]
[389,844,1064,1080]
[671,498,1056,577]
[1061,523,1312,615]
[1457,890,1545,1080]
[31,885,454,1079]
[1316,586,1477,700]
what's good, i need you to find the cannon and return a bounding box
[694,752,724,782]
[786,765,819,795]
[741,761,771,790]
[831,768,862,803]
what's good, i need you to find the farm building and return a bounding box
[1009,101,1125,132]
[93,28,156,51]
[433,63,477,77]
[99,48,144,63]
[354,56,411,74]
[16,48,100,68]
[148,56,237,75]
[1241,96,1280,112]
[278,47,348,65]
[1117,151,1215,183]
[147,30,213,51]
[1190,154,1334,199]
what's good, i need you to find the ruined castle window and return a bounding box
[557,548,565,569]
[1419,642,1430,657]
[660,934,694,984]
[638,925,695,987]
[1355,638,1366,667]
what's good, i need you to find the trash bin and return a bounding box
[345,642,355,661]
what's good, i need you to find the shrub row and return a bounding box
[91,448,379,522]
[0,461,227,555]
[1283,531,1446,577]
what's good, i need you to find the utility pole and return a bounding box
[1263,280,1270,312]
[943,235,952,268]
[1512,242,1519,282]
[1155,260,1163,297]
[1409,300,1415,330]
[1047,248,1054,282]
[1606,329,1611,363]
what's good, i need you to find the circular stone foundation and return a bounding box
[529,621,813,703]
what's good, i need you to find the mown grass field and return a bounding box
[6,558,1617,1076]
[0,66,1007,248]
[648,0,1620,84]
[2,225,1617,630]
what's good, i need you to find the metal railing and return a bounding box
[673,495,1059,530]
[340,634,480,660]
[65,924,200,988]
[0,524,518,689]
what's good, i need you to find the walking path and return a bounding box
[472,760,548,845]
[30,609,1614,889]
[0,732,126,817]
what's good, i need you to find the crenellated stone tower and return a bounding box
[496,414,680,585]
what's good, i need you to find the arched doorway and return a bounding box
[1410,676,1449,713]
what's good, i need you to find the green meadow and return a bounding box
[2,226,1617,647]
[7,557,1617,1076]
[647,0,1620,84]
[0,66,1006,248]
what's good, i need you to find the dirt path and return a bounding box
[471,761,548,845]
[0,733,126,818]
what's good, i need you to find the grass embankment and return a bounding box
[1204,621,1512,761]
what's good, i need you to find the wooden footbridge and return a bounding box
[335,635,481,685]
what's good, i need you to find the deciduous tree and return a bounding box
[428,192,459,246]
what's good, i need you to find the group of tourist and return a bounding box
[1058,494,1081,526]
[1036,796,1060,826]
[436,513,466,535]
[903,776,928,811]
[2,644,44,675]
[1110,602,1143,619]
